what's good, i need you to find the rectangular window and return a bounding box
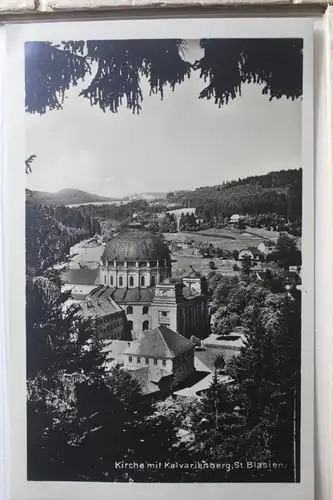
[154,359,158,365]
[145,358,149,364]
[110,276,114,286]
[129,356,132,363]
[161,311,168,317]
[162,360,166,366]
[137,357,141,364]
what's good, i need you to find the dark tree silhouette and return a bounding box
[25,38,303,116]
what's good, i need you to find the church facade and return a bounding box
[63,226,210,341]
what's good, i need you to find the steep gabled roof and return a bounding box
[125,326,194,358]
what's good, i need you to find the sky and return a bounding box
[26,40,302,199]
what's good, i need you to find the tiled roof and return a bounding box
[62,284,97,297]
[61,267,100,286]
[112,287,155,304]
[79,295,122,318]
[149,367,172,383]
[125,326,194,358]
[89,284,113,299]
[240,247,263,256]
[103,229,170,262]
[248,247,264,255]
[127,367,161,395]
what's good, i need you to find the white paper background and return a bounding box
[0,24,8,500]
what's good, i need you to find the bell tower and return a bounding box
[150,281,183,331]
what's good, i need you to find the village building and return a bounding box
[257,240,276,255]
[229,214,244,225]
[123,326,195,394]
[169,239,192,252]
[238,247,264,262]
[64,286,129,341]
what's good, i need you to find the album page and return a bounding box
[3,17,315,500]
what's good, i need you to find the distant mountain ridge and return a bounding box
[30,188,120,205]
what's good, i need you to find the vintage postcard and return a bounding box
[4,17,314,500]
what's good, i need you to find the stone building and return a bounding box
[123,325,195,393]
[150,270,209,340]
[100,227,172,289]
[257,240,276,256]
[64,285,129,341]
[238,247,264,262]
[62,225,209,341]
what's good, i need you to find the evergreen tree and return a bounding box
[188,372,243,481]
[227,289,301,481]
[26,39,303,116]
[269,232,302,269]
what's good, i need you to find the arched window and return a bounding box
[142,320,149,331]
[151,275,156,286]
[119,276,123,287]
[129,276,134,287]
[127,306,133,315]
[128,320,133,331]
[142,306,149,315]
[140,276,145,287]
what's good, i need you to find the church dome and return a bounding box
[103,229,170,262]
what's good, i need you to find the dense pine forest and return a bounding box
[26,197,101,275]
[167,169,302,222]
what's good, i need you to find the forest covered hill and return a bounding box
[30,188,119,206]
[166,169,302,222]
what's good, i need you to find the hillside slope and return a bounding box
[30,188,119,205]
[166,169,302,221]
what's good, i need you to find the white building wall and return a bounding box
[120,304,152,337]
[123,353,172,372]
[101,265,167,288]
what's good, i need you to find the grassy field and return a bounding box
[195,346,238,371]
[164,228,269,252]
[171,252,238,276]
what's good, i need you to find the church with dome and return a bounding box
[61,224,210,394]
[62,224,210,342]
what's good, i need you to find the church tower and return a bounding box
[151,272,209,340]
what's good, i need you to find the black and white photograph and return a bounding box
[4,17,314,498]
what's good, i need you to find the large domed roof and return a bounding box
[103,229,170,262]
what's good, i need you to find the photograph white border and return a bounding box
[4,17,314,500]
